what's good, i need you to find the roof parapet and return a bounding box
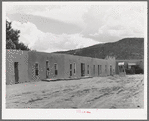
[105,56,115,60]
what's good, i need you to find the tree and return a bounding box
[6,39,16,49]
[6,20,30,50]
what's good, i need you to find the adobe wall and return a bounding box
[63,54,112,79]
[28,52,65,81]
[105,56,116,75]
[6,49,28,84]
[6,49,117,84]
[63,54,93,78]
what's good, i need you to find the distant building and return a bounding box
[6,49,116,85]
[115,60,144,74]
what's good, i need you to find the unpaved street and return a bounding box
[6,75,144,109]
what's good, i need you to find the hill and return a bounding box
[54,38,144,60]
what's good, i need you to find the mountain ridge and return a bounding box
[54,38,144,60]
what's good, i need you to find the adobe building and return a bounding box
[115,59,144,74]
[6,49,116,85]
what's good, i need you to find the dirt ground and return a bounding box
[6,74,144,109]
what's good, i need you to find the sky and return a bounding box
[5,2,146,53]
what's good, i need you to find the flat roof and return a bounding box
[128,63,136,65]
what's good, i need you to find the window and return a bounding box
[70,64,72,76]
[74,63,76,74]
[87,65,89,74]
[70,64,72,69]
[54,63,58,75]
[93,65,95,75]
[35,63,39,76]
[46,61,48,67]
[46,61,49,70]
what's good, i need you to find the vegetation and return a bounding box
[125,65,144,74]
[55,38,144,60]
[6,20,30,50]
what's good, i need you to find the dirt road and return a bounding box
[6,74,144,109]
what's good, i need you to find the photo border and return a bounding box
[1,0,148,120]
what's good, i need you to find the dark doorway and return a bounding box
[70,64,72,77]
[110,65,112,75]
[81,63,85,76]
[35,63,39,76]
[98,65,99,76]
[14,62,19,84]
[46,61,49,78]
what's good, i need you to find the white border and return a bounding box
[2,1,6,117]
[2,1,147,5]
[2,1,147,120]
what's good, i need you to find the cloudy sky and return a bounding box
[5,2,146,52]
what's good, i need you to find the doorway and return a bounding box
[14,62,19,84]
[110,65,112,75]
[70,64,72,77]
[81,63,85,76]
[98,65,99,76]
[35,63,39,77]
[46,61,49,78]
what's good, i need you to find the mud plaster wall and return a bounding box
[92,58,108,77]
[106,57,116,75]
[6,49,28,84]
[63,54,114,78]
[63,54,93,78]
[6,50,116,84]
[28,52,65,81]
